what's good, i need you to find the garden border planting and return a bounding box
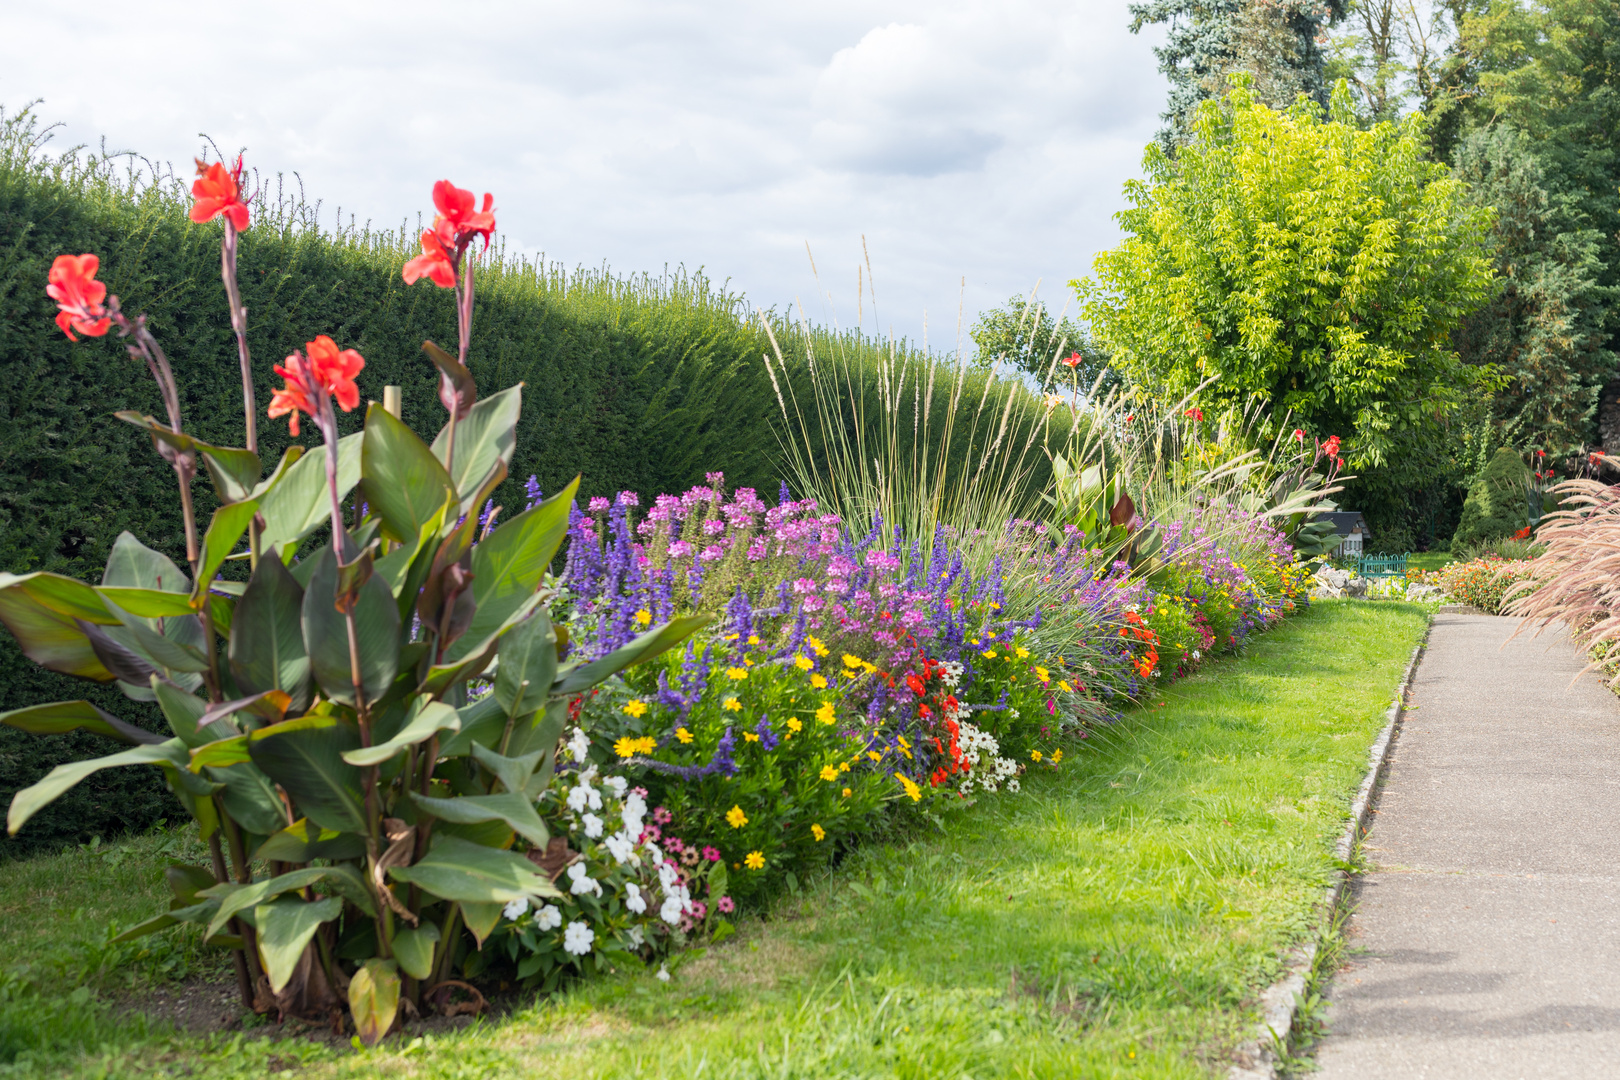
[1228,623,1430,1079]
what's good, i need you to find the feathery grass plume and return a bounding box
[1505,472,1620,675]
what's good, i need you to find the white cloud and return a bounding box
[0,0,1167,347]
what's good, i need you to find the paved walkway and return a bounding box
[1316,613,1620,1079]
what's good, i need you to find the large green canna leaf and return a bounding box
[439,480,578,666]
[209,761,289,837]
[468,742,546,797]
[494,611,557,720]
[193,441,262,505]
[459,901,504,947]
[301,547,400,707]
[95,587,197,618]
[98,606,208,674]
[204,863,375,941]
[438,694,505,757]
[101,532,190,594]
[411,791,549,847]
[255,896,343,994]
[7,738,218,835]
[154,681,237,747]
[431,384,522,512]
[348,958,400,1047]
[0,700,163,745]
[342,699,459,767]
[387,834,558,904]
[361,403,457,545]
[247,715,365,834]
[0,573,116,680]
[390,923,439,980]
[502,701,570,766]
[553,615,713,697]
[256,818,368,863]
[193,501,259,603]
[230,549,312,712]
[111,898,218,944]
[257,431,364,554]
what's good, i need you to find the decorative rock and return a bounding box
[1345,577,1369,598]
[1405,583,1445,602]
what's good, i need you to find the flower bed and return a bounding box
[478,477,1312,990]
[1410,556,1536,614]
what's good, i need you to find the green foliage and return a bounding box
[1454,445,1532,545]
[0,210,711,1036]
[0,102,940,855]
[1451,124,1616,452]
[1130,0,1347,144]
[968,294,1115,390]
[1076,80,1497,468]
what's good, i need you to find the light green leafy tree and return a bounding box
[1073,78,1498,468]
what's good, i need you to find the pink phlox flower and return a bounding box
[617,491,639,507]
[792,578,819,594]
[702,519,726,536]
[699,544,724,561]
[702,846,721,862]
[668,541,693,559]
[588,496,611,513]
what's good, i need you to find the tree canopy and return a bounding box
[1073,80,1497,467]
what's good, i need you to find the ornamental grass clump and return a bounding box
[1506,476,1620,667]
[3,164,708,1043]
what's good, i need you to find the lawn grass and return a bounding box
[0,600,1429,1079]
[1405,552,1454,572]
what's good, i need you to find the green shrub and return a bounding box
[1453,447,1532,547]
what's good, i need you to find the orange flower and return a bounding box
[46,254,111,341]
[402,229,456,289]
[305,335,364,413]
[267,336,365,435]
[189,156,250,231]
[430,180,496,248]
[267,363,316,437]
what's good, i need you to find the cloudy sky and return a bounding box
[1,0,1168,350]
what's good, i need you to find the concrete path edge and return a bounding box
[1226,621,1432,1080]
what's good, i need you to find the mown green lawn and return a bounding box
[0,600,1428,1079]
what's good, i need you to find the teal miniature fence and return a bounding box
[1358,553,1408,579]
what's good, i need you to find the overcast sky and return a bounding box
[1,0,1168,351]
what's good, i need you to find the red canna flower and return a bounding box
[267,362,316,437]
[1061,351,1083,368]
[46,254,111,340]
[1323,435,1342,458]
[305,334,365,413]
[267,335,365,436]
[1185,407,1203,422]
[189,156,250,231]
[430,180,496,249]
[402,229,456,289]
[1292,428,1305,442]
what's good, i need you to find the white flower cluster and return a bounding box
[938,661,965,688]
[501,763,691,962]
[952,718,1019,795]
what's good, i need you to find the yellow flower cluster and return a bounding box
[894,773,923,802]
[613,735,656,758]
[623,699,648,718]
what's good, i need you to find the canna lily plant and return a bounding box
[3,162,705,1042]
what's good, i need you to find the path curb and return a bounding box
[1226,623,1431,1080]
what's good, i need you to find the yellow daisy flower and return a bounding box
[725,805,748,828]
[811,824,826,842]
[744,851,765,870]
[623,700,648,718]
